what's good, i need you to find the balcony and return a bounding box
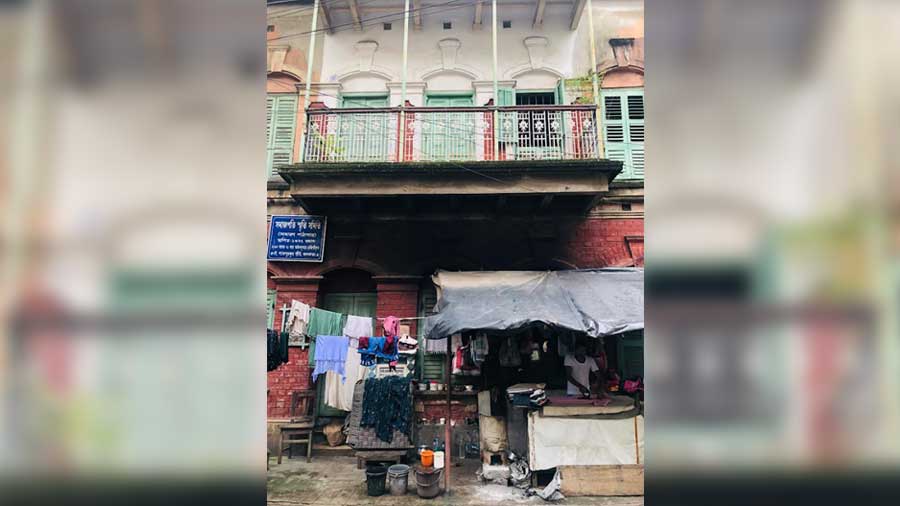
[278,104,622,216]
[303,105,600,163]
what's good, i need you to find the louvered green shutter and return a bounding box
[418,285,445,382]
[602,88,644,180]
[267,94,298,177]
[267,289,276,330]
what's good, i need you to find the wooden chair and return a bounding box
[276,390,318,464]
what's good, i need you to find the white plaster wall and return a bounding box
[319,3,602,105]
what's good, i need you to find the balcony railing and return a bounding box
[302,105,599,163]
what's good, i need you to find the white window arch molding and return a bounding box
[332,67,396,95]
[505,65,565,91]
[418,66,482,94]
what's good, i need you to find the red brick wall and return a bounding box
[564,218,645,267]
[422,400,477,423]
[267,283,319,418]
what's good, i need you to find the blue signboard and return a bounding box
[267,215,327,262]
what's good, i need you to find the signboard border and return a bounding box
[266,214,327,263]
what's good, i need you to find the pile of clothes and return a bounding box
[507,383,548,409]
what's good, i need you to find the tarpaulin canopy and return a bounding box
[422,268,643,339]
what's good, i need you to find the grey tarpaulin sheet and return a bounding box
[422,269,643,339]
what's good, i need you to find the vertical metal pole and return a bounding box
[586,0,603,156]
[297,0,320,164]
[491,0,499,160]
[400,0,410,160]
[445,334,452,493]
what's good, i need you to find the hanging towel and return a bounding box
[382,316,399,337]
[285,300,310,341]
[307,308,347,366]
[325,345,364,411]
[425,337,447,354]
[343,315,374,339]
[312,335,349,382]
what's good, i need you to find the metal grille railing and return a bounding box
[303,105,599,163]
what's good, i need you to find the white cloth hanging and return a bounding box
[285,300,310,340]
[342,315,374,339]
[425,337,448,354]
[324,345,364,411]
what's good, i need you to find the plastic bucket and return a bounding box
[365,463,388,497]
[387,464,410,496]
[420,449,434,467]
[433,451,444,469]
[415,467,443,499]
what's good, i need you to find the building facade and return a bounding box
[266,0,644,420]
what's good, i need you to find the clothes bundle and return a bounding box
[266,329,290,371]
[471,333,489,364]
[358,336,398,366]
[507,383,548,409]
[360,376,412,443]
[284,300,310,342]
[312,335,349,382]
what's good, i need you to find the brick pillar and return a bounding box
[267,275,322,419]
[374,275,421,336]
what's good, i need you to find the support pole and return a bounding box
[491,0,499,160]
[399,0,410,161]
[585,0,603,155]
[297,0,320,164]
[445,334,452,493]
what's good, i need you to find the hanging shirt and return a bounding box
[564,354,599,396]
[312,335,349,382]
[285,300,310,341]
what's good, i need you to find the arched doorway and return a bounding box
[315,268,377,417]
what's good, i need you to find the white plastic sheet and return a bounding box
[422,269,643,339]
[527,413,645,470]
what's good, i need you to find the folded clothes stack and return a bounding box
[506,383,548,409]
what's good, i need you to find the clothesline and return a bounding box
[281,298,425,322]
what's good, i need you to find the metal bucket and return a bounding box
[414,466,443,499]
[387,464,410,496]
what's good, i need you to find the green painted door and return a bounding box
[267,94,298,177]
[314,293,377,416]
[339,95,390,162]
[423,94,475,160]
[601,88,644,179]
